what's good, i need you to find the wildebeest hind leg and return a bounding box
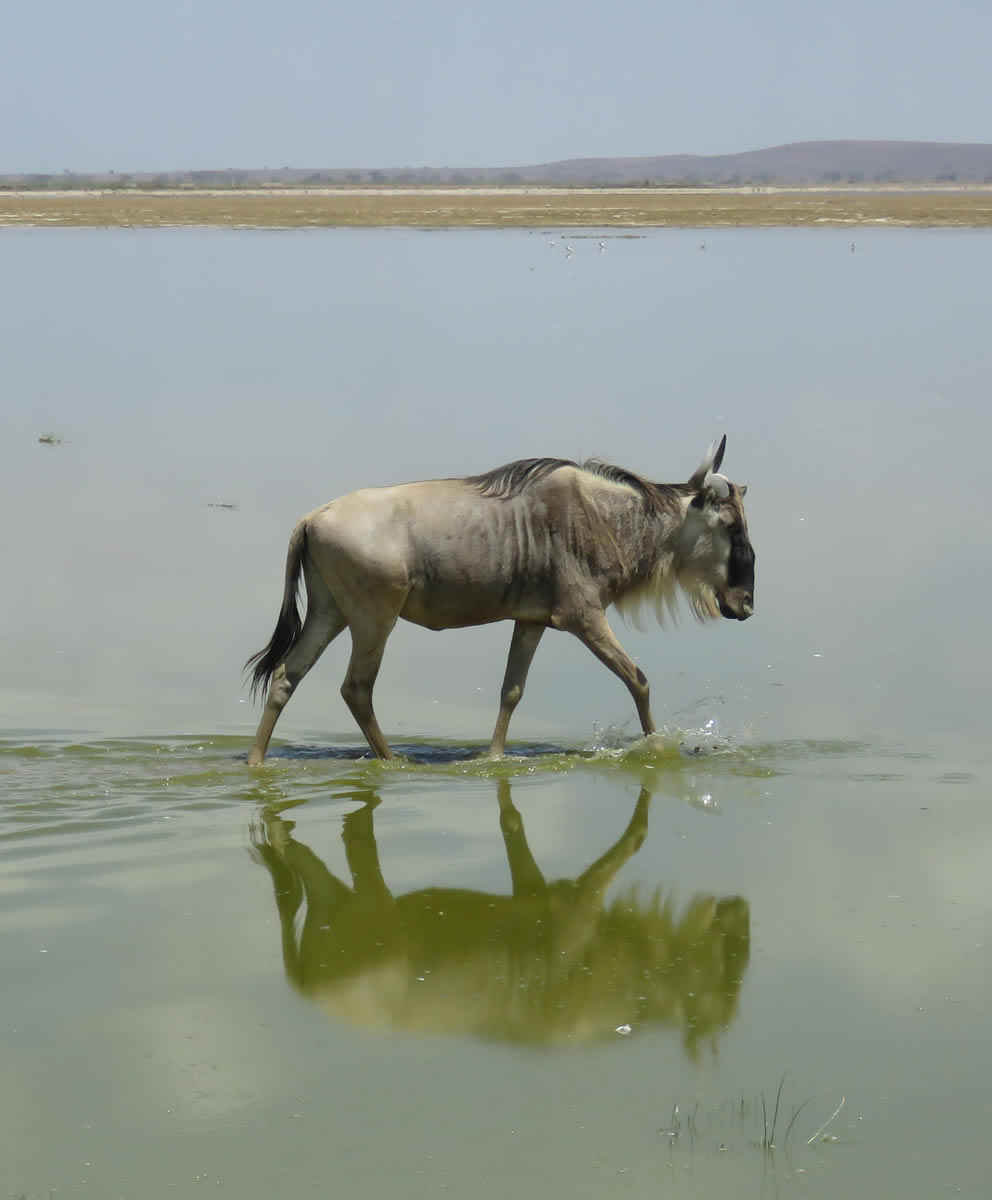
[248,604,346,765]
[567,612,656,738]
[340,614,400,760]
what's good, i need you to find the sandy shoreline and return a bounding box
[3,185,992,228]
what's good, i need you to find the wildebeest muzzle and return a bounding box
[719,588,754,621]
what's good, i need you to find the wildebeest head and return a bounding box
[682,436,755,621]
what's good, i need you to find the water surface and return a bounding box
[2,226,990,1197]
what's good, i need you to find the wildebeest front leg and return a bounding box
[578,788,651,893]
[487,621,546,758]
[567,611,656,737]
[496,778,547,895]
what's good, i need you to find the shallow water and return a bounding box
[3,732,989,1198]
[2,226,991,1197]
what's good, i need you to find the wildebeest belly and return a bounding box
[399,572,553,630]
[396,504,559,629]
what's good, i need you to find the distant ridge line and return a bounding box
[5,139,992,189]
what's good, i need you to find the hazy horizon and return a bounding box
[6,137,992,181]
[4,0,990,174]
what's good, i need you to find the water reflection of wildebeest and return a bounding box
[245,436,755,762]
[250,784,750,1055]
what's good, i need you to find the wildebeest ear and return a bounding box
[737,483,748,497]
[688,434,727,490]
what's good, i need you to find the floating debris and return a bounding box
[38,433,64,446]
[615,1023,633,1036]
[207,501,239,510]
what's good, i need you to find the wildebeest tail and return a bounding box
[244,520,308,701]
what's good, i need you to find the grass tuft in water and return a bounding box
[660,1079,844,1162]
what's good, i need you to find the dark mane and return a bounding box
[467,457,578,499]
[579,459,666,501]
[468,456,676,506]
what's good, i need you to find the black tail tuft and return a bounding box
[244,524,307,701]
[244,607,302,701]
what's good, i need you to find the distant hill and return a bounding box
[522,140,992,185]
[5,140,992,190]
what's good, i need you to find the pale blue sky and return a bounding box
[3,0,990,172]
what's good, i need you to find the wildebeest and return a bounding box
[245,436,754,762]
[250,783,751,1053]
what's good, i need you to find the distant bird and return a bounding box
[699,241,707,252]
[565,244,574,256]
[598,241,606,251]
[851,241,856,253]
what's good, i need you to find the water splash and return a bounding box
[586,703,741,762]
[675,715,735,758]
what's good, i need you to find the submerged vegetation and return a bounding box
[2,186,992,228]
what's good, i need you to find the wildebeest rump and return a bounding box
[245,436,754,762]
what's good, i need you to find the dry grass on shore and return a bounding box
[3,187,992,229]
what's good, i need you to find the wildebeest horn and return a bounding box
[688,435,727,490]
[703,471,730,499]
